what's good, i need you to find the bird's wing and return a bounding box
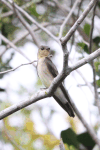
[45,57,58,77]
[45,57,75,117]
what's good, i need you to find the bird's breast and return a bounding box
[37,58,53,88]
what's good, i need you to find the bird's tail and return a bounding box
[53,95,75,117]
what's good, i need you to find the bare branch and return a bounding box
[69,58,94,94]
[89,1,100,113]
[5,0,59,43]
[13,3,40,47]
[70,48,100,72]
[1,11,13,18]
[1,0,34,18]
[0,60,37,75]
[82,39,89,47]
[53,0,91,25]
[0,20,62,58]
[67,89,100,147]
[59,0,80,39]
[1,0,13,10]
[0,22,51,58]
[0,33,31,62]
[76,69,94,94]
[61,0,98,45]
[77,0,83,18]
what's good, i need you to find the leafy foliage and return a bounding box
[83,23,90,36]
[61,128,96,150]
[77,42,89,54]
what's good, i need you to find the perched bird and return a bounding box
[37,45,75,117]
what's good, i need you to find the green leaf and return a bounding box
[83,24,90,36]
[98,1,100,8]
[94,61,100,77]
[96,79,100,87]
[61,128,79,149]
[29,4,39,17]
[94,61,100,72]
[93,36,100,46]
[77,132,95,150]
[77,42,89,53]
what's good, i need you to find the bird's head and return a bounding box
[38,45,50,59]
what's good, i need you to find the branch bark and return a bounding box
[59,0,80,39]
[0,61,37,75]
[0,33,31,62]
[13,3,40,47]
[89,0,100,114]
[61,0,98,45]
[4,0,59,43]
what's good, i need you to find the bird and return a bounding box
[37,45,75,117]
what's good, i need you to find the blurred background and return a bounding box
[0,0,100,149]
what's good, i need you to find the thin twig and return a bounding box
[1,0,13,10]
[69,58,94,94]
[0,21,62,58]
[77,0,83,18]
[69,34,75,54]
[13,3,40,47]
[61,0,98,45]
[1,0,34,18]
[0,33,32,62]
[53,0,91,26]
[59,0,80,39]
[89,0,100,114]
[66,89,100,147]
[6,0,59,43]
[0,60,37,75]
[82,39,89,47]
[0,22,51,58]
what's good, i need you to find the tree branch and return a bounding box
[0,33,32,63]
[69,58,94,94]
[89,0,100,114]
[61,0,98,45]
[5,0,59,43]
[1,0,34,18]
[13,3,40,47]
[1,0,13,10]
[0,22,51,58]
[0,61,37,75]
[59,0,80,39]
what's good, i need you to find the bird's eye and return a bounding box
[41,47,44,50]
[46,47,50,51]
